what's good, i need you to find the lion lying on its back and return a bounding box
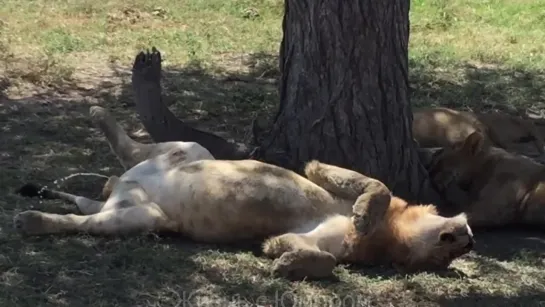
[15,106,474,280]
[16,157,474,279]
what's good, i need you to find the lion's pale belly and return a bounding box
[119,159,344,242]
[142,170,330,242]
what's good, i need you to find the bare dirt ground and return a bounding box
[2,52,545,306]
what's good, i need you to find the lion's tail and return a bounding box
[16,183,80,205]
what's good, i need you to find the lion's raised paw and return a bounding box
[271,249,337,281]
[13,210,48,236]
[351,192,390,235]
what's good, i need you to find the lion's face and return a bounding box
[406,213,475,271]
[426,131,488,192]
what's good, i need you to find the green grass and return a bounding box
[409,0,545,110]
[1,0,545,306]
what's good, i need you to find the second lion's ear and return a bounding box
[459,131,485,156]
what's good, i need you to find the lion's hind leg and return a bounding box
[13,202,176,236]
[89,106,153,170]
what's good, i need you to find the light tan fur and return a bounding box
[90,105,215,199]
[428,130,545,228]
[14,154,474,279]
[413,107,545,154]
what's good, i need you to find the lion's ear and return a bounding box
[459,131,485,156]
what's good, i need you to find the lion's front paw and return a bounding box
[13,210,48,236]
[352,192,390,235]
[271,250,336,280]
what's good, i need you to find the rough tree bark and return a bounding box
[129,1,453,206]
[258,0,429,202]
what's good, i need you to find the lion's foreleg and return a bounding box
[262,232,336,280]
[350,191,391,235]
[270,249,337,280]
[304,160,391,234]
[304,161,390,200]
[262,233,318,258]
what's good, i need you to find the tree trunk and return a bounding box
[258,0,437,203]
[129,2,454,207]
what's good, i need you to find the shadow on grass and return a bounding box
[436,292,545,307]
[470,229,545,262]
[404,279,545,307]
[0,52,285,306]
[409,59,545,112]
[2,52,545,306]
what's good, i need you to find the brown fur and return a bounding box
[428,130,545,228]
[14,156,474,280]
[413,107,545,154]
